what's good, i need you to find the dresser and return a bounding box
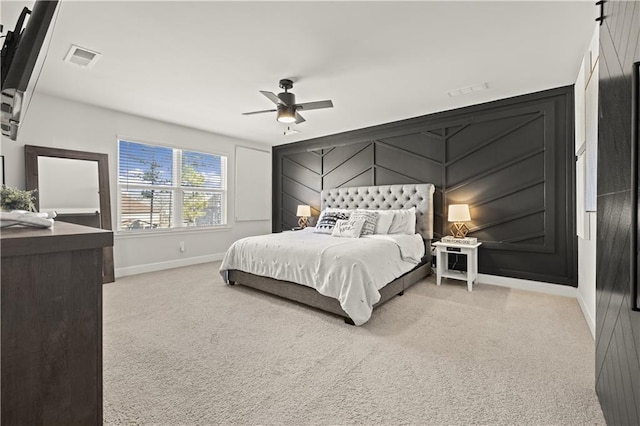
[1,222,113,425]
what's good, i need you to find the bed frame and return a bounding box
[228,183,436,324]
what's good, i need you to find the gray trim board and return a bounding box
[273,86,577,286]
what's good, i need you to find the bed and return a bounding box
[220,183,435,325]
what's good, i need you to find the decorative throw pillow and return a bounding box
[350,210,379,235]
[331,218,365,238]
[314,210,351,234]
[388,207,417,235]
[361,209,394,234]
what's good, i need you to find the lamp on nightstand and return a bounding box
[296,205,311,229]
[448,204,471,238]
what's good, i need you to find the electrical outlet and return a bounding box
[179,241,185,252]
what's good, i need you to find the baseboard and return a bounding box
[115,253,226,278]
[576,289,596,339]
[477,273,577,298]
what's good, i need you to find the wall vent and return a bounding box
[64,45,101,68]
[448,83,489,97]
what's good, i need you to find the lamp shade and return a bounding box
[277,105,296,123]
[296,205,311,217]
[448,204,471,222]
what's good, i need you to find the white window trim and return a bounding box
[117,138,228,232]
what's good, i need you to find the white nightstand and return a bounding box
[432,241,482,291]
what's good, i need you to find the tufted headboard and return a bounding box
[321,184,436,240]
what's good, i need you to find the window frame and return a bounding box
[116,137,228,234]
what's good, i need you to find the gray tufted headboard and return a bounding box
[321,184,436,240]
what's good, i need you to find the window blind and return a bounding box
[119,141,174,186]
[118,140,226,231]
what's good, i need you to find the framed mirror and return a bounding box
[25,145,115,283]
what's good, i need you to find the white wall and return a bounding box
[574,26,599,339]
[3,91,271,277]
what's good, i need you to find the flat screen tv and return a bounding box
[1,0,58,140]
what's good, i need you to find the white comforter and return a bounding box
[219,228,425,325]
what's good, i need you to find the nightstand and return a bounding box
[432,241,482,291]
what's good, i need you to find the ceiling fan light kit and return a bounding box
[277,105,296,123]
[243,78,334,128]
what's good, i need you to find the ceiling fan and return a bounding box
[242,79,334,124]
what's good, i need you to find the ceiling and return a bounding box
[3,1,596,146]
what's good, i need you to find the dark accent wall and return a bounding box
[596,1,640,424]
[273,86,576,286]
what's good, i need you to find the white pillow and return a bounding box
[331,218,365,238]
[367,209,395,234]
[325,207,353,215]
[388,207,416,235]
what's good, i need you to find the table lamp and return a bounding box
[448,204,471,238]
[296,205,311,228]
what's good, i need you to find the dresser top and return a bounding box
[1,221,113,257]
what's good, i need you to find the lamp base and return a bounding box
[450,222,469,238]
[298,216,309,229]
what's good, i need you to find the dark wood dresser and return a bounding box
[1,221,113,425]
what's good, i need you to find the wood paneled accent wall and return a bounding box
[273,86,576,285]
[596,1,640,423]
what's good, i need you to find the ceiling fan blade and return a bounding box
[242,109,277,115]
[295,112,306,124]
[296,100,333,111]
[260,91,284,105]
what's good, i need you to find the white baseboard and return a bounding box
[576,290,596,340]
[477,273,577,298]
[115,253,225,278]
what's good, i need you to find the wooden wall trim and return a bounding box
[275,86,574,154]
[273,86,576,286]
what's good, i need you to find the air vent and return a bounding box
[64,45,101,68]
[448,83,488,97]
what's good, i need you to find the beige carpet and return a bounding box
[103,262,605,425]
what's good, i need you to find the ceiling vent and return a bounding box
[448,83,488,97]
[64,45,101,68]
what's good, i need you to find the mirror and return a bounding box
[25,145,115,283]
[38,157,100,212]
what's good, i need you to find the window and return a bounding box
[118,140,227,231]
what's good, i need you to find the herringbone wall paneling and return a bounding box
[273,86,576,285]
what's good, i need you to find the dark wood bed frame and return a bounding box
[228,262,431,324]
[226,183,435,324]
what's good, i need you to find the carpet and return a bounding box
[103,262,605,425]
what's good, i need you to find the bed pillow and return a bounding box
[349,210,378,235]
[314,210,351,234]
[331,219,365,238]
[361,209,394,234]
[388,207,416,235]
[324,207,353,215]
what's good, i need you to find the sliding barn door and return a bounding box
[596,1,640,423]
